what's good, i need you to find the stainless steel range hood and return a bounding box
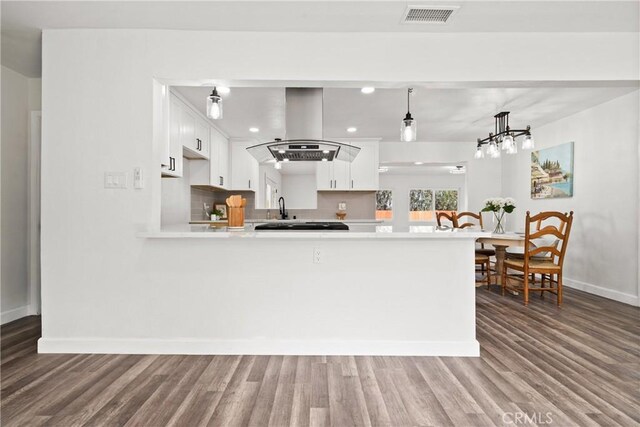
[247,88,361,163]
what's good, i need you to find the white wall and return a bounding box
[39,29,638,343]
[501,90,640,305]
[1,66,41,323]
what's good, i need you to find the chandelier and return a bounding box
[475,112,534,159]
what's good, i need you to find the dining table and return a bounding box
[478,232,526,286]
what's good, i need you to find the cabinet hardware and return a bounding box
[248,179,251,189]
[219,176,223,186]
[169,157,174,171]
[351,179,354,188]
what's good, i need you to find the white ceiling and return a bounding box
[175,85,638,143]
[2,0,639,77]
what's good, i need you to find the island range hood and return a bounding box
[246,88,361,163]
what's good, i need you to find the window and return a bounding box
[375,190,393,220]
[409,188,459,222]
[435,190,458,212]
[409,189,434,221]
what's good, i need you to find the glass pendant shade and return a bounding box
[522,134,535,149]
[488,140,501,158]
[206,88,223,119]
[401,115,417,142]
[502,134,514,151]
[474,145,485,159]
[507,141,518,154]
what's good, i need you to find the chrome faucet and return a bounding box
[278,197,288,220]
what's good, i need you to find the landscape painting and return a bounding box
[531,142,574,199]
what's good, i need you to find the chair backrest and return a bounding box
[456,211,483,229]
[524,211,574,267]
[436,211,457,228]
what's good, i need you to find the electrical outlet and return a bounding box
[313,248,321,264]
[338,202,347,211]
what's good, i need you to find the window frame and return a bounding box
[408,187,460,223]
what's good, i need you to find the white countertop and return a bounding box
[139,225,490,240]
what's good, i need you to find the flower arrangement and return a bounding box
[482,197,516,233]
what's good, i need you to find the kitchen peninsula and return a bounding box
[66,226,486,357]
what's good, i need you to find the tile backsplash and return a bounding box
[191,187,375,221]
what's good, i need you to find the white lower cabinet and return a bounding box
[230,140,259,191]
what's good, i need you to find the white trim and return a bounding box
[38,338,480,357]
[1,306,30,325]
[564,277,639,307]
[27,111,42,315]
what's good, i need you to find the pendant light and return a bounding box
[400,88,417,142]
[474,112,533,159]
[206,87,223,120]
[522,133,535,149]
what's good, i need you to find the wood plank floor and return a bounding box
[2,287,639,426]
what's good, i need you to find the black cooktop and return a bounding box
[254,222,349,231]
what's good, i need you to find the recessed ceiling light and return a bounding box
[249,127,259,133]
[347,127,357,133]
[414,161,424,165]
[217,86,230,94]
[361,87,375,94]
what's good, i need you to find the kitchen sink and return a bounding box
[254,222,349,231]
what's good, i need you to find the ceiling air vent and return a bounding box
[402,5,460,24]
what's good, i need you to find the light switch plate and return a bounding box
[133,167,143,189]
[104,172,127,189]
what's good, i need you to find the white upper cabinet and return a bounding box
[316,140,379,191]
[317,160,350,190]
[230,140,259,191]
[190,125,229,189]
[193,119,210,159]
[161,94,184,177]
[349,140,379,190]
[153,81,171,171]
[179,99,209,160]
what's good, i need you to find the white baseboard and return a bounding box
[564,277,639,307]
[37,338,480,357]
[1,305,30,325]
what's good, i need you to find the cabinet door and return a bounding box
[230,141,257,191]
[316,162,333,190]
[209,127,229,189]
[333,160,351,190]
[164,96,183,177]
[154,81,171,169]
[350,141,379,190]
[194,120,210,159]
[180,107,197,154]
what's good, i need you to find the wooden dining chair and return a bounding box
[436,211,457,228]
[502,211,574,306]
[457,211,496,286]
[456,211,495,256]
